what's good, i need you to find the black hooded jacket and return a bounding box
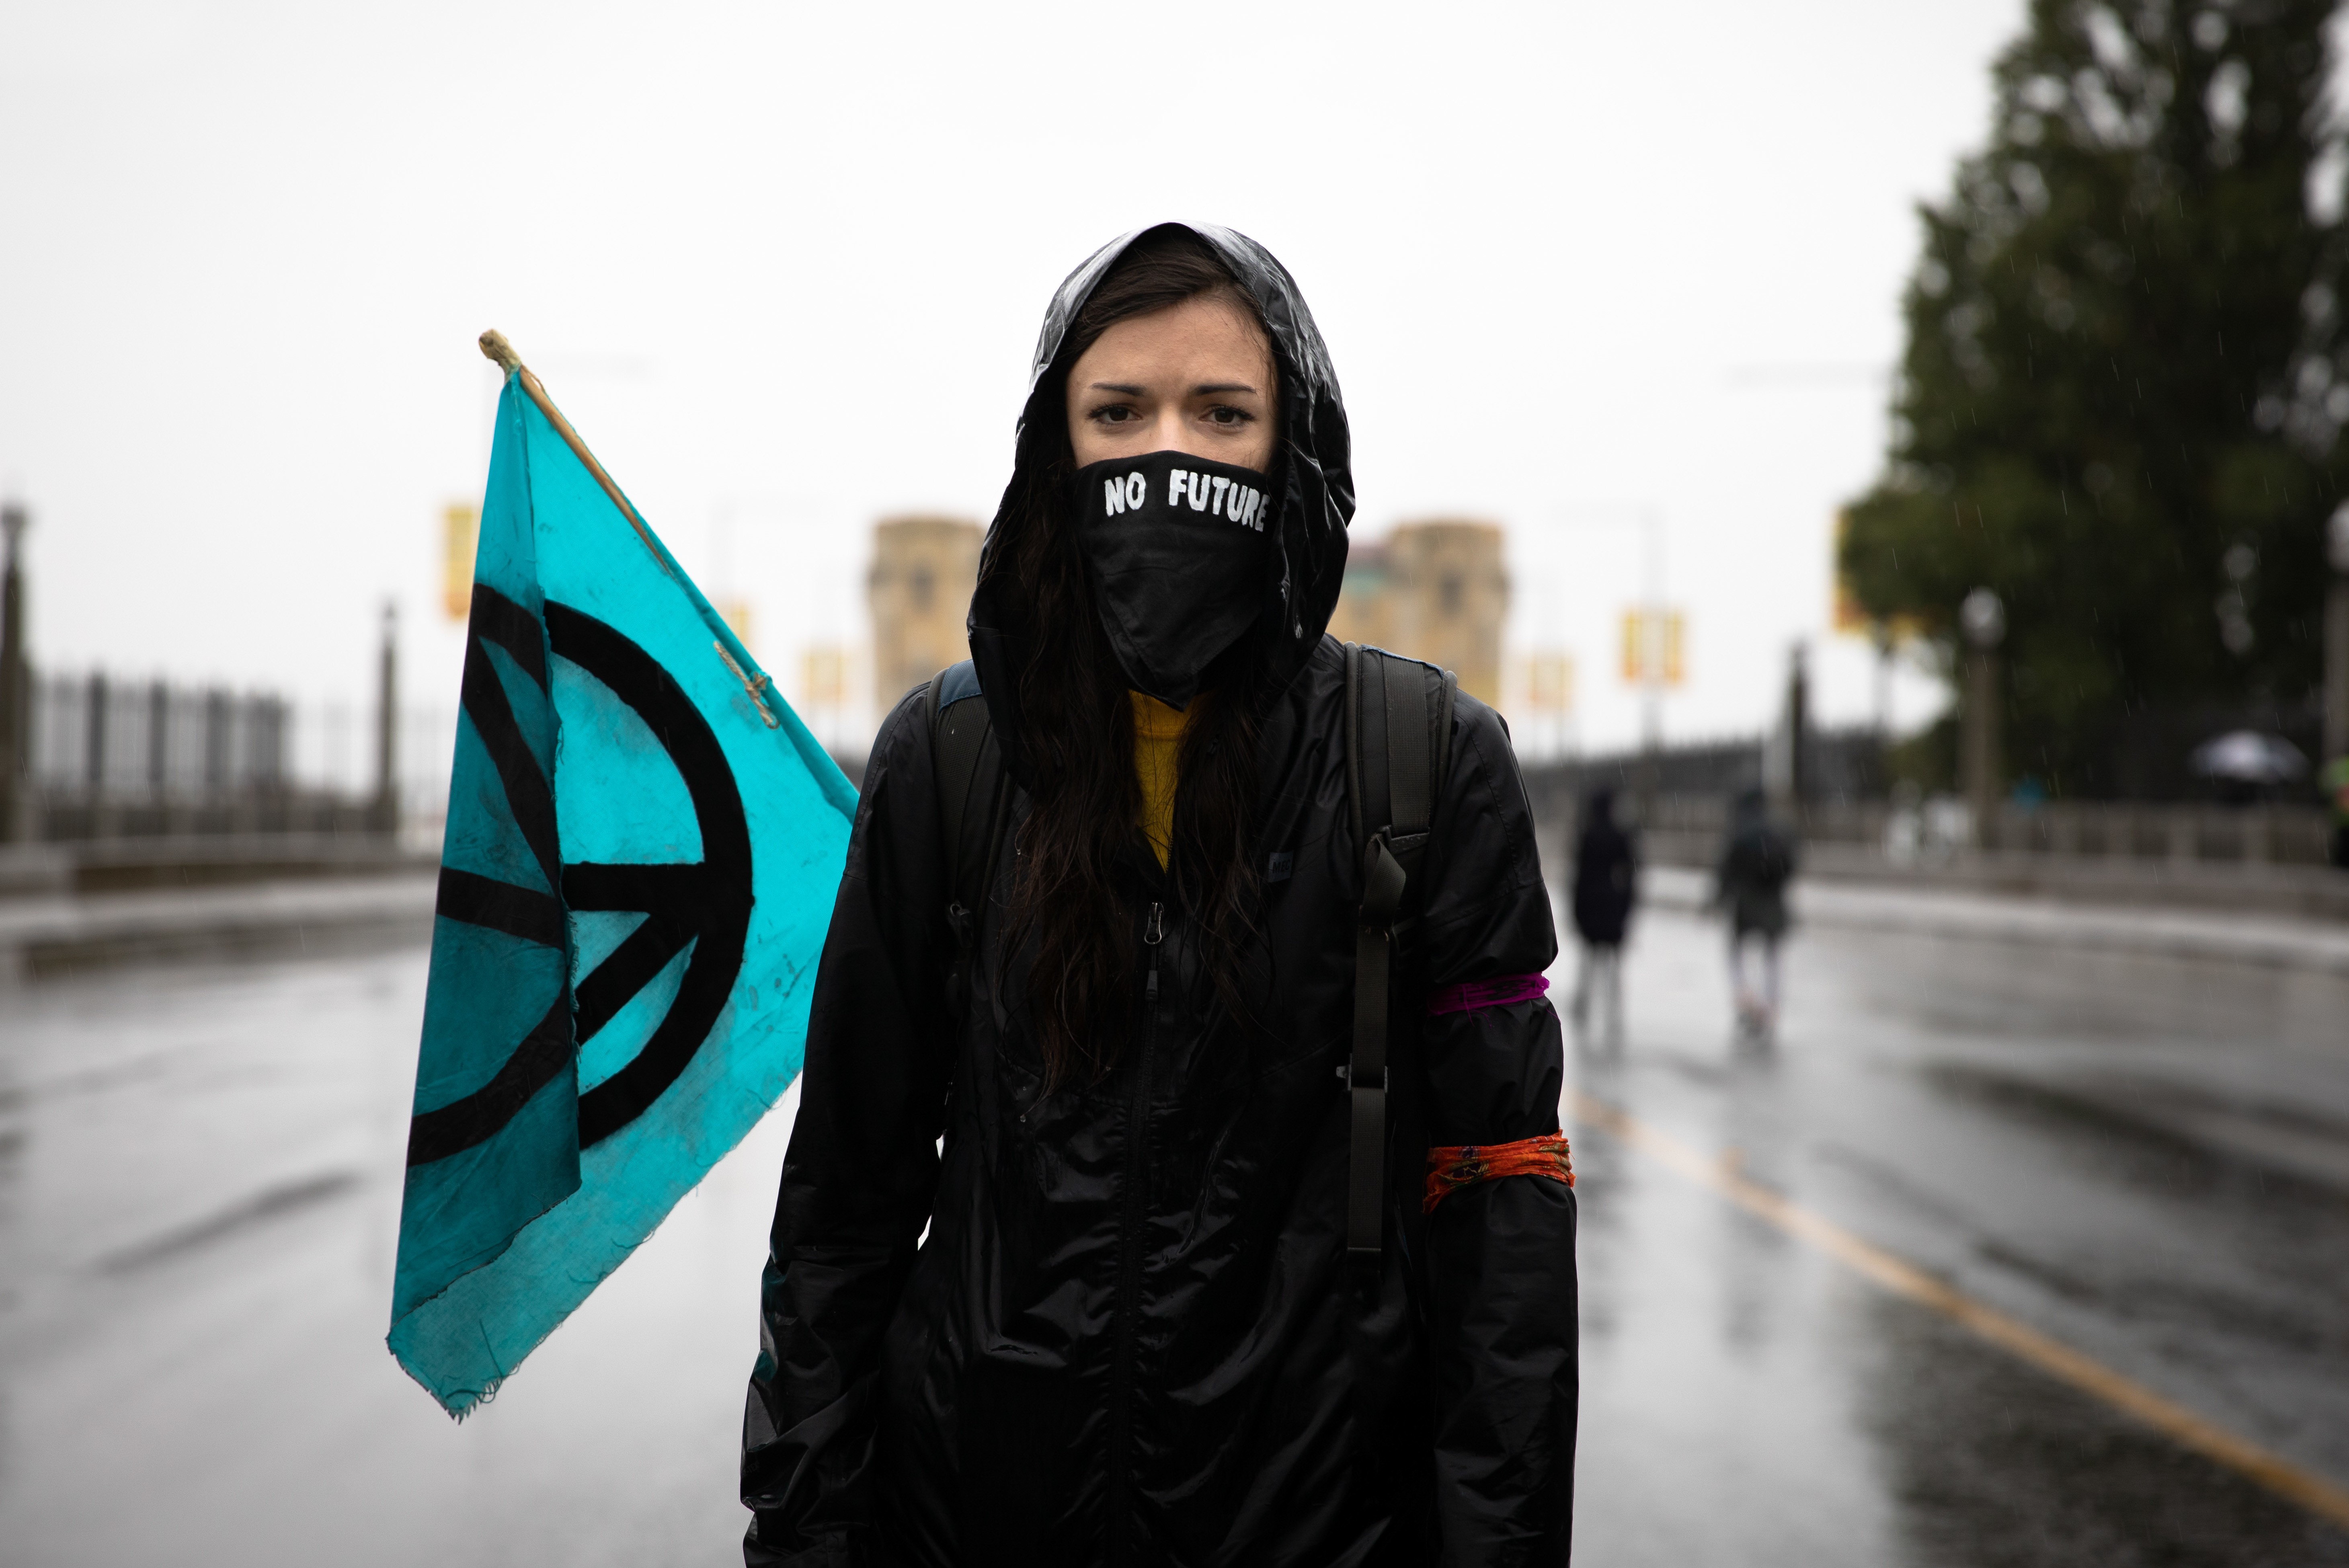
[743,224,1577,1566]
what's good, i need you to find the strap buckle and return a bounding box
[1359,834,1407,927]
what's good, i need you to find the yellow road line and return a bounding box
[1569,1088,2349,1531]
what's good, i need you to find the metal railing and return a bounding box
[1599,792,2335,872]
[12,672,454,845]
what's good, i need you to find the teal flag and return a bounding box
[389,371,856,1416]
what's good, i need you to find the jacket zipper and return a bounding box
[1108,899,1164,1565]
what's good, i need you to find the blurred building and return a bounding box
[868,516,983,712]
[1326,520,1508,705]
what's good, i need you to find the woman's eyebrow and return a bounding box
[1087,382,1146,395]
[1192,382,1259,396]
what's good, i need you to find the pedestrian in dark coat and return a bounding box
[742,224,1577,1566]
[1568,786,1635,1043]
[1715,786,1795,1039]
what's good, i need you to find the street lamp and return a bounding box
[1960,587,2004,852]
[1767,641,1811,816]
[0,502,25,844]
[373,601,400,837]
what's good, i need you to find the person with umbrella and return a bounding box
[2190,729,2308,807]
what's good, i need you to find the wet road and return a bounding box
[2,890,2347,1565]
[1570,894,2349,1567]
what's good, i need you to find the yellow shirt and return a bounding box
[1130,691,1194,869]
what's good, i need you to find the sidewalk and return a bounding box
[6,855,2345,987]
[0,834,433,897]
[1642,864,2349,977]
[0,872,436,984]
[1629,832,2349,923]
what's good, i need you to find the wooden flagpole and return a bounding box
[477,328,783,727]
[477,329,669,572]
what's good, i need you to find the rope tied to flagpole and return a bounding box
[477,329,672,577]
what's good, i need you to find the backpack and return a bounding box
[923,645,1456,1266]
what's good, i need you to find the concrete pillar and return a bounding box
[1787,643,1809,814]
[1767,643,1811,823]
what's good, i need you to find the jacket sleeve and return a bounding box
[1412,696,1578,1565]
[743,691,955,1567]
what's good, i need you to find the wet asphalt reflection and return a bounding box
[0,889,2343,1564]
[1569,897,2349,1567]
[0,944,795,1567]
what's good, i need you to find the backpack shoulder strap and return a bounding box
[927,660,1006,1014]
[1341,644,1456,1262]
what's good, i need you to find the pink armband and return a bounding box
[1425,973,1550,1017]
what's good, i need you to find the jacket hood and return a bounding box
[967,222,1355,784]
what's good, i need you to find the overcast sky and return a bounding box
[0,0,2027,759]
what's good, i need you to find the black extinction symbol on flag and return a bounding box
[406,587,752,1168]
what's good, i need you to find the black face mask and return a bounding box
[1073,449,1274,708]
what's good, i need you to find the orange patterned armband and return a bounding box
[1423,1132,1574,1213]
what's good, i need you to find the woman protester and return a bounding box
[742,224,1577,1566]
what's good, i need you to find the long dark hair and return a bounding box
[993,229,1274,1089]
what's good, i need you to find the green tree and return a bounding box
[1840,0,2343,795]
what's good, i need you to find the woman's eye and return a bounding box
[1204,405,1254,427]
[1091,404,1138,425]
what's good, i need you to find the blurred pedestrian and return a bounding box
[1569,786,1636,1044]
[1715,786,1795,1040]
